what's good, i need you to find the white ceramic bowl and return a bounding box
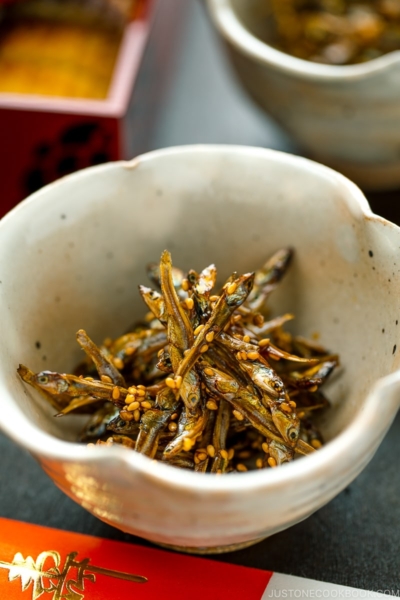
[1,145,399,553]
[206,0,400,190]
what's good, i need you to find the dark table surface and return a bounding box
[1,0,400,594]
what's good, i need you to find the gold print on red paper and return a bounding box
[0,550,147,599]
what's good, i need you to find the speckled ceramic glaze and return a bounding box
[206,0,400,190]
[0,145,400,553]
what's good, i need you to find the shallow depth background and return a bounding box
[1,0,399,593]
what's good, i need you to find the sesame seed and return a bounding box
[281,402,291,413]
[233,410,244,421]
[137,385,146,390]
[183,438,193,452]
[128,387,137,394]
[181,279,190,291]
[174,376,182,388]
[227,283,237,295]
[125,346,135,356]
[101,375,112,384]
[247,351,259,360]
[112,386,120,400]
[220,449,228,460]
[256,458,263,469]
[298,411,305,419]
[125,394,136,404]
[210,295,220,302]
[204,367,214,376]
[197,452,207,461]
[228,448,235,460]
[237,463,247,472]
[120,410,134,421]
[206,331,215,343]
[311,439,322,449]
[133,409,141,422]
[85,377,94,381]
[289,400,297,408]
[165,377,175,389]
[241,351,248,361]
[309,385,318,393]
[168,422,178,432]
[141,401,152,409]
[262,442,269,454]
[207,445,215,457]
[145,311,155,322]
[243,335,250,343]
[206,400,218,410]
[136,389,145,397]
[184,298,194,310]
[200,344,209,353]
[258,338,270,347]
[184,349,191,356]
[127,401,140,411]
[113,357,124,370]
[236,352,242,361]
[157,348,164,358]
[170,413,178,420]
[194,324,205,335]
[268,457,277,468]
[194,455,201,464]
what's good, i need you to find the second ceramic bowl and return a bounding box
[0,145,400,552]
[206,0,400,190]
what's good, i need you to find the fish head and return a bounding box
[258,368,285,398]
[139,285,161,301]
[256,248,293,288]
[32,371,70,395]
[271,406,300,446]
[225,273,255,307]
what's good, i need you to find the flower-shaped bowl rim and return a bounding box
[0,145,399,496]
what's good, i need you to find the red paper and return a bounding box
[0,518,272,600]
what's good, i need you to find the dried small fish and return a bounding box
[18,248,339,473]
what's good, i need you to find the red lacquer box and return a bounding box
[0,0,182,216]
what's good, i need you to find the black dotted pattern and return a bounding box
[24,122,113,196]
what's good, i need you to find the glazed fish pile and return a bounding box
[269,0,400,65]
[18,249,339,473]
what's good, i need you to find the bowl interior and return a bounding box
[229,0,275,44]
[1,146,400,449]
